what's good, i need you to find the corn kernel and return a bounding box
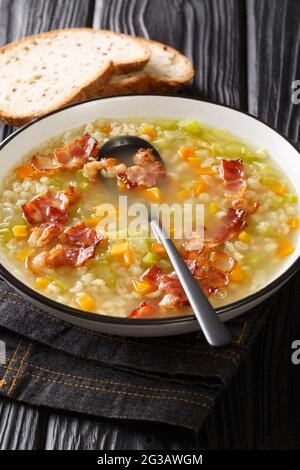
[76,293,96,311]
[238,231,252,243]
[17,248,34,261]
[12,225,28,239]
[110,241,128,256]
[35,277,50,289]
[187,157,200,167]
[209,202,219,215]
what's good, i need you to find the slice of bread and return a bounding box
[0,28,150,127]
[99,38,195,95]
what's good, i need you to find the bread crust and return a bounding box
[0,28,150,126]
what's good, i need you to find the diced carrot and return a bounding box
[142,126,157,139]
[76,293,96,311]
[178,146,196,160]
[101,124,111,135]
[196,167,214,175]
[288,217,299,230]
[17,248,34,261]
[35,277,50,289]
[143,187,162,202]
[271,184,287,195]
[187,157,200,166]
[117,180,127,191]
[83,218,100,228]
[193,180,205,196]
[277,238,295,258]
[122,250,132,266]
[176,189,191,200]
[230,264,244,282]
[15,165,38,180]
[131,280,156,295]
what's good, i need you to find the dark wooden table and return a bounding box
[1,0,300,450]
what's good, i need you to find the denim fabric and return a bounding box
[0,279,269,431]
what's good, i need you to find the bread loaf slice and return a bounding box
[0,28,150,127]
[100,38,194,95]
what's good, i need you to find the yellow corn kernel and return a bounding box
[76,293,96,312]
[144,187,162,202]
[131,280,156,295]
[150,242,167,256]
[271,184,287,195]
[122,250,132,266]
[230,264,244,282]
[187,157,200,167]
[277,238,295,258]
[178,146,196,160]
[193,180,205,196]
[288,217,299,230]
[35,277,50,290]
[209,202,219,215]
[238,231,252,243]
[17,248,34,261]
[110,241,128,256]
[142,126,157,139]
[12,225,28,239]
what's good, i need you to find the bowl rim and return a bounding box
[0,93,299,327]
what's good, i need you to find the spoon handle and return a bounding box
[150,218,232,347]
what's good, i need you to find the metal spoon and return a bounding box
[98,135,232,347]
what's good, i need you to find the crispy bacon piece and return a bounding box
[22,186,80,226]
[28,224,63,248]
[140,248,235,307]
[84,148,165,189]
[205,204,258,245]
[129,302,156,318]
[30,134,99,173]
[27,244,98,273]
[58,221,105,248]
[27,222,105,273]
[220,159,246,199]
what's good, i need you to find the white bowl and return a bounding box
[0,95,299,336]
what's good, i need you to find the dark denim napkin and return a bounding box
[0,278,270,432]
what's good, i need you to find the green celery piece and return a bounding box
[178,119,203,136]
[142,252,159,267]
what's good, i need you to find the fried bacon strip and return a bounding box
[22,185,80,225]
[139,249,234,308]
[83,148,166,189]
[205,203,259,245]
[27,222,106,273]
[30,134,99,174]
[220,159,246,199]
[28,224,63,248]
[129,301,156,318]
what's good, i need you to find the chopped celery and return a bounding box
[92,262,115,288]
[243,255,261,266]
[178,119,203,136]
[142,252,159,267]
[270,196,284,209]
[163,130,186,139]
[152,119,178,130]
[224,142,245,156]
[152,138,169,150]
[159,259,172,271]
[129,238,150,255]
[79,181,89,190]
[260,176,277,186]
[53,280,67,292]
[284,193,298,204]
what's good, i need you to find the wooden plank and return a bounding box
[246,0,300,142]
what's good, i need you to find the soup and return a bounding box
[0,117,298,318]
